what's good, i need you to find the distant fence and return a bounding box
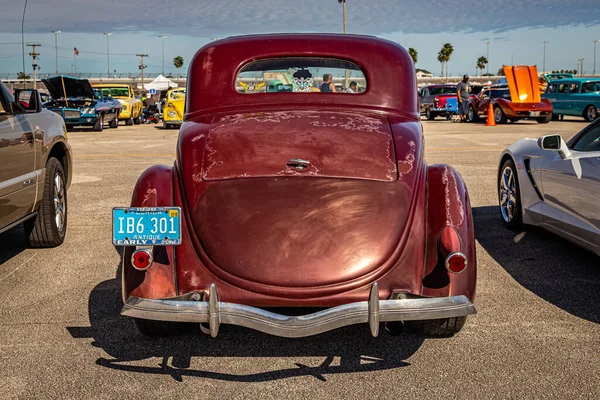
[0,72,186,80]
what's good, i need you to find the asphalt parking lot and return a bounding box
[0,118,598,399]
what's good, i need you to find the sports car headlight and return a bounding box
[168,110,176,118]
[83,107,95,115]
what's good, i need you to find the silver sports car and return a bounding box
[498,119,600,256]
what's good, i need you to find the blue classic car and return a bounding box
[542,78,600,122]
[42,76,121,131]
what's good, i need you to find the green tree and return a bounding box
[17,71,30,79]
[496,67,505,76]
[408,48,418,65]
[476,56,488,77]
[437,51,446,78]
[173,56,184,78]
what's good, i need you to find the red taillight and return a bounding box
[438,227,467,274]
[445,252,467,274]
[131,249,153,271]
[434,96,439,106]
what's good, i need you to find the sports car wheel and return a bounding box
[133,115,141,125]
[494,105,507,124]
[584,105,598,122]
[426,108,435,120]
[551,113,560,121]
[25,157,67,247]
[498,159,523,229]
[126,116,134,126]
[134,318,192,337]
[93,114,104,131]
[406,317,466,337]
[467,105,479,122]
[536,114,552,124]
[109,116,118,129]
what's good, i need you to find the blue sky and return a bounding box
[1,0,599,76]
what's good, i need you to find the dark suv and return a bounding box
[0,81,72,246]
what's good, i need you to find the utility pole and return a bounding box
[578,58,584,76]
[51,30,61,74]
[137,53,148,90]
[593,40,600,75]
[484,41,493,75]
[542,41,550,73]
[103,32,112,77]
[339,0,348,88]
[27,43,41,90]
[158,35,167,76]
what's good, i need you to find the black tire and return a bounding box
[406,316,466,337]
[493,105,508,124]
[536,114,552,124]
[551,113,560,121]
[93,114,104,131]
[583,105,598,122]
[426,108,436,120]
[25,158,67,247]
[133,115,141,125]
[134,318,191,337]
[498,158,523,230]
[109,116,118,129]
[467,105,479,122]
[125,116,134,126]
[66,126,74,132]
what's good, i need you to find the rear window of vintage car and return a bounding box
[236,58,366,94]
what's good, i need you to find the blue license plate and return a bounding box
[112,207,182,246]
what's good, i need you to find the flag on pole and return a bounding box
[74,47,79,56]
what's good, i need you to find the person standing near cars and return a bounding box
[320,74,336,92]
[456,75,470,122]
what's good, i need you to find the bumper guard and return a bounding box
[121,283,476,338]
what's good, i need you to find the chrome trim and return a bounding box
[444,252,468,274]
[121,283,476,338]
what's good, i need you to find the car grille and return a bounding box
[64,110,81,119]
[53,110,63,116]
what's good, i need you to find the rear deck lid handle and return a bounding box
[286,158,311,170]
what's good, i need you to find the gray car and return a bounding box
[498,119,600,256]
[0,81,72,247]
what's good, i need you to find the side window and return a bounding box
[0,91,6,113]
[558,84,567,93]
[573,124,600,152]
[481,90,489,99]
[582,82,600,93]
[546,84,557,94]
[568,83,579,93]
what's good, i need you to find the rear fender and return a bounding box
[422,164,476,300]
[122,165,177,302]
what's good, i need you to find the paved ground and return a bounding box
[0,117,598,399]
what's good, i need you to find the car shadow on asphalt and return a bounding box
[473,205,600,324]
[67,246,425,382]
[0,224,29,264]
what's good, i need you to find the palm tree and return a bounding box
[17,71,30,79]
[173,56,184,78]
[408,48,418,65]
[437,51,446,79]
[477,56,488,77]
[443,43,454,80]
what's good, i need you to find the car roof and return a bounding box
[186,34,418,118]
[547,78,600,84]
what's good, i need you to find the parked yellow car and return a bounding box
[163,88,186,129]
[92,84,143,125]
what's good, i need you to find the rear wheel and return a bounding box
[134,318,191,337]
[498,158,523,229]
[536,114,552,124]
[125,116,134,126]
[494,105,507,124]
[551,113,560,121]
[584,105,598,122]
[133,115,141,124]
[25,158,67,247]
[407,317,466,337]
[109,116,118,128]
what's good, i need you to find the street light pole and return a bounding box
[578,58,584,76]
[158,35,167,76]
[51,30,61,74]
[542,41,550,73]
[103,32,112,77]
[484,41,492,75]
[593,40,600,76]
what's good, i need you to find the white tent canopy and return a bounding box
[139,75,178,91]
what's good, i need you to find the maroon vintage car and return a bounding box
[116,34,477,339]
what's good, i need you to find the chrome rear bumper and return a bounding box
[121,283,476,338]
